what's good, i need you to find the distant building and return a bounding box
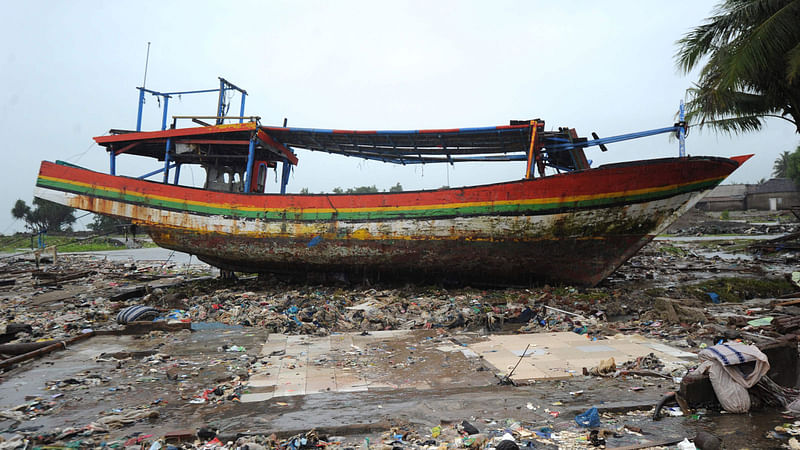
[695,184,747,211]
[746,178,800,211]
[696,178,800,211]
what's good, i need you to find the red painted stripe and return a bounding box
[176,139,252,145]
[94,122,257,144]
[38,156,739,212]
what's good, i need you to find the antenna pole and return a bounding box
[142,42,151,89]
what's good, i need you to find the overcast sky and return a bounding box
[1,1,797,234]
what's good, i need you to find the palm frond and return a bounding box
[787,41,800,83]
[722,0,800,88]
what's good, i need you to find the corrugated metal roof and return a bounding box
[705,184,747,200]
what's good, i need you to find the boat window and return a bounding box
[234,172,241,183]
[223,172,230,184]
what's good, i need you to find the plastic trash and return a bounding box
[575,407,601,427]
[460,420,479,435]
[676,438,697,450]
[116,305,160,324]
[496,440,519,450]
[706,292,720,304]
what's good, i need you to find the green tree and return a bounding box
[675,0,800,134]
[774,150,792,177]
[786,145,800,184]
[346,185,379,194]
[88,214,126,234]
[11,198,76,232]
[388,182,403,193]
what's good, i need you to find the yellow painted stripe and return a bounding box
[39,173,723,215]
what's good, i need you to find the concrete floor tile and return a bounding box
[239,392,274,403]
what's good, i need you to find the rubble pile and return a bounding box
[2,212,800,448]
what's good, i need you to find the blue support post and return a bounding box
[173,163,181,185]
[110,151,116,175]
[216,79,226,125]
[679,100,686,157]
[244,137,255,193]
[161,96,170,131]
[136,88,145,131]
[163,138,172,183]
[138,163,177,180]
[280,159,291,194]
[239,92,246,123]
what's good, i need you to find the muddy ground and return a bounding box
[1,210,800,449]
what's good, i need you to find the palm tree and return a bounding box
[675,0,800,134]
[774,150,792,178]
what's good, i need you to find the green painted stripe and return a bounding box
[37,176,722,221]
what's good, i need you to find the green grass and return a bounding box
[685,277,795,303]
[0,235,156,253]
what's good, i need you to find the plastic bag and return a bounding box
[575,407,600,427]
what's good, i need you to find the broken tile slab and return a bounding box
[646,342,696,359]
[274,380,306,397]
[248,372,279,388]
[240,392,274,403]
[470,332,695,383]
[260,333,288,357]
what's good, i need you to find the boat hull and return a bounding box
[34,156,744,286]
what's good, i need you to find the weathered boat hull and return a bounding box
[34,156,746,286]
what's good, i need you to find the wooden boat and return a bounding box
[33,81,749,286]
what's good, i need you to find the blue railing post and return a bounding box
[173,163,181,185]
[244,137,255,193]
[239,92,246,123]
[216,79,226,125]
[110,151,116,175]
[136,88,145,131]
[679,100,686,157]
[161,96,170,131]
[163,138,172,183]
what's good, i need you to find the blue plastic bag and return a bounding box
[575,407,601,427]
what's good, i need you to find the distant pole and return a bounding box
[679,100,686,157]
[136,42,151,132]
[142,42,151,89]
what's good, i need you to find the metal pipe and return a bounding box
[173,163,181,185]
[161,96,170,131]
[160,88,220,95]
[244,137,255,193]
[546,126,680,150]
[109,151,116,176]
[0,331,95,369]
[138,162,177,179]
[239,92,246,124]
